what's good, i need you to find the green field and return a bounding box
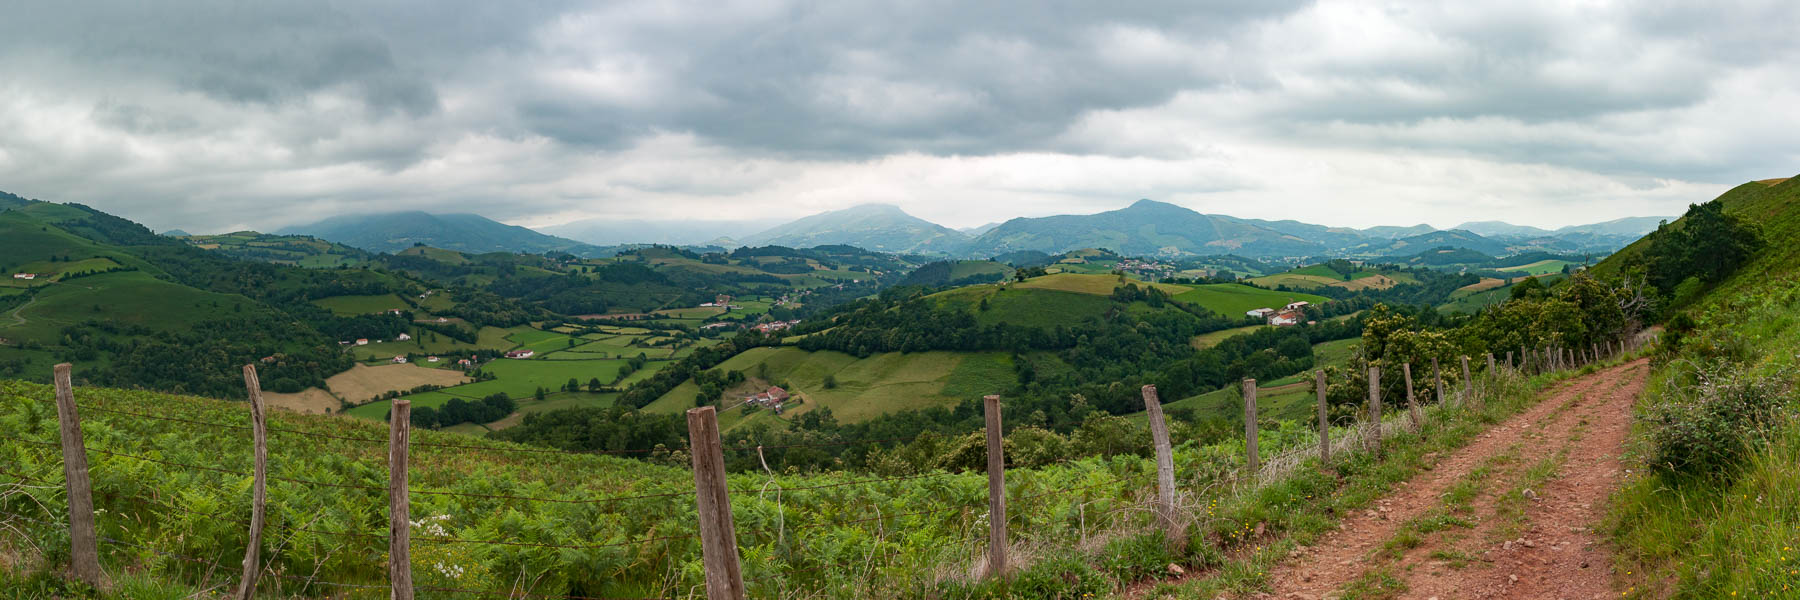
[312,293,409,316]
[1171,283,1329,318]
[345,357,639,420]
[1495,259,1578,276]
[1439,274,1568,314]
[1190,324,1268,350]
[0,271,264,343]
[644,347,1015,426]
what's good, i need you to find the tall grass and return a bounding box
[1606,275,1800,598]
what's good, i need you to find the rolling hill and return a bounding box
[1363,228,1508,257]
[540,217,779,247]
[962,199,1323,258]
[737,203,969,254]
[279,211,608,255]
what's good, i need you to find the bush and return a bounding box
[1648,366,1793,480]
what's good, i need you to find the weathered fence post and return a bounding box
[1506,350,1514,371]
[1315,370,1330,465]
[52,364,102,588]
[1403,363,1420,432]
[1139,386,1176,532]
[1243,379,1259,474]
[1367,367,1382,456]
[1460,356,1472,402]
[687,406,746,599]
[982,395,1008,578]
[238,365,269,600]
[1592,343,1600,363]
[1432,358,1446,406]
[1486,353,1495,373]
[389,399,414,600]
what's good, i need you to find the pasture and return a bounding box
[343,357,636,420]
[0,271,263,343]
[1170,283,1329,318]
[1496,259,1577,275]
[644,347,1015,425]
[312,293,410,316]
[324,362,471,405]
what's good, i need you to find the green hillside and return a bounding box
[180,231,367,267]
[1597,176,1800,597]
[643,346,1014,426]
[1170,283,1328,317]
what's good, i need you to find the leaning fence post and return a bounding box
[1139,386,1176,532]
[1460,356,1474,408]
[1243,379,1259,474]
[1315,370,1329,465]
[687,406,746,599]
[1366,366,1382,456]
[238,365,269,600]
[1403,363,1419,432]
[982,395,1008,578]
[1432,358,1445,407]
[389,399,414,600]
[52,363,103,588]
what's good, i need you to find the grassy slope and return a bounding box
[1172,283,1329,317]
[643,346,1014,425]
[1604,176,1800,598]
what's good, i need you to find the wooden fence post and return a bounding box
[1367,367,1382,456]
[982,395,1008,578]
[1592,343,1600,363]
[52,364,103,588]
[1315,370,1329,465]
[1506,350,1514,371]
[1139,386,1176,532]
[1432,358,1445,406]
[238,365,269,600]
[389,399,414,600]
[1486,353,1495,373]
[1243,379,1259,474]
[1403,363,1419,432]
[687,406,746,599]
[1460,356,1472,400]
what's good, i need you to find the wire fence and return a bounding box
[0,336,1644,598]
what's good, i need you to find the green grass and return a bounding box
[1494,259,1576,276]
[1601,176,1800,599]
[1191,324,1268,350]
[0,271,264,343]
[644,347,1013,424]
[344,357,637,420]
[1171,283,1330,318]
[311,293,409,316]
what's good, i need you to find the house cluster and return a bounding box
[504,349,535,359]
[11,273,35,280]
[1114,259,1175,277]
[699,294,735,308]
[701,322,738,331]
[392,356,408,364]
[754,320,801,334]
[743,386,791,411]
[1246,301,1313,327]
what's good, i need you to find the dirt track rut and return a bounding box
[1253,358,1650,600]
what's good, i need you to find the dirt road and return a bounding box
[1254,358,1650,600]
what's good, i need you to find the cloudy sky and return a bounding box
[2,0,1796,234]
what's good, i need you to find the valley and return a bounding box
[0,177,1787,599]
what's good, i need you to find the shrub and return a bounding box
[1647,365,1793,480]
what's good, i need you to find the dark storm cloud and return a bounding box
[0,0,1794,232]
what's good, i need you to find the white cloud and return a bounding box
[0,0,1792,235]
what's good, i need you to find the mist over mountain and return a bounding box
[278,211,604,255]
[540,217,780,248]
[961,199,1323,258]
[737,204,970,254]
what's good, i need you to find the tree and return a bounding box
[822,374,838,389]
[587,377,604,393]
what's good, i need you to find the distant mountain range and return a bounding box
[278,211,609,255]
[217,198,1672,261]
[540,217,781,247]
[736,203,970,254]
